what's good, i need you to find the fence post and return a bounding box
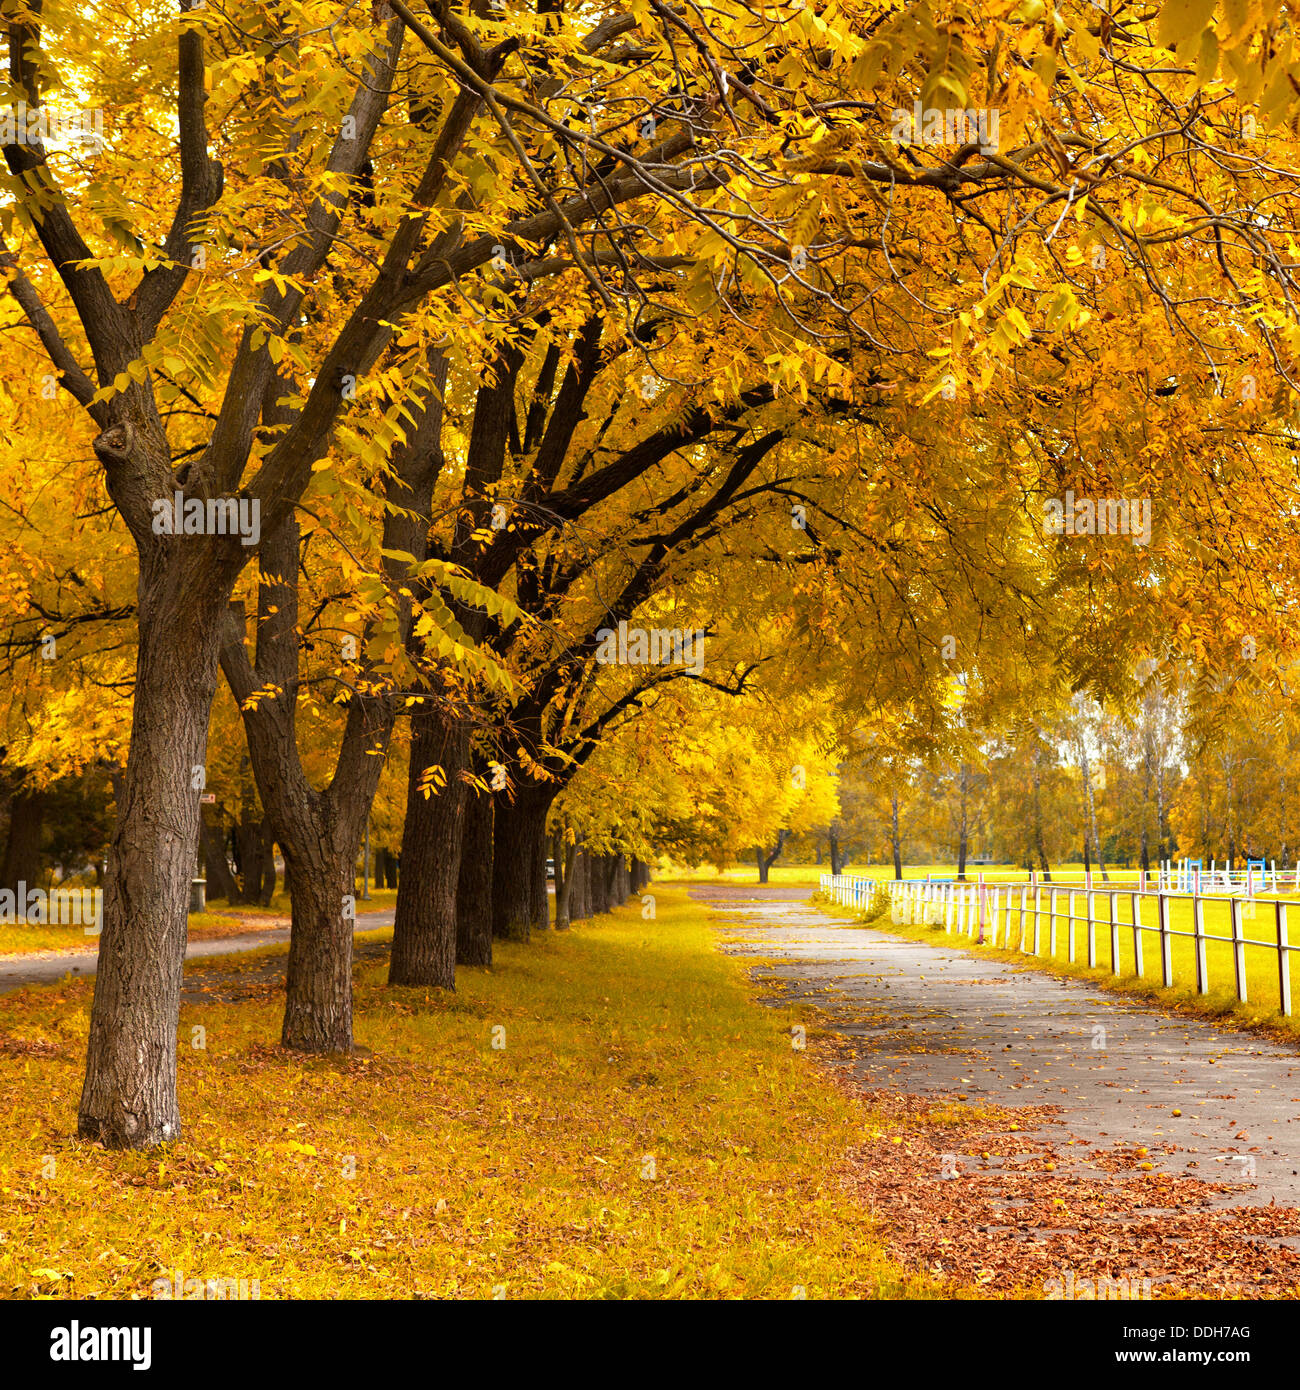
[1278,902,1292,1018]
[1049,887,1058,956]
[1131,890,1144,977]
[1033,884,1042,954]
[1067,889,1076,964]
[1230,897,1248,1003]
[1158,890,1173,988]
[1108,890,1120,975]
[1193,888,1208,995]
[1020,884,1029,951]
[1086,887,1096,968]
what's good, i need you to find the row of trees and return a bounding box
[5,0,1300,1149]
[805,673,1300,879]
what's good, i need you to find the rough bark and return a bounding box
[220,514,391,1053]
[571,849,590,921]
[457,789,494,965]
[757,829,788,884]
[491,791,550,940]
[389,705,468,988]
[1,787,45,893]
[79,567,232,1149]
[198,813,239,901]
[258,824,277,905]
[589,853,610,915]
[555,833,577,930]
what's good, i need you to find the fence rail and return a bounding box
[818,873,1296,1018]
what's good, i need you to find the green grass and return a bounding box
[822,880,1300,1039]
[0,886,948,1300]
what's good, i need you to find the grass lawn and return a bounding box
[820,881,1300,1041]
[657,863,825,887]
[656,861,1156,889]
[0,887,947,1300]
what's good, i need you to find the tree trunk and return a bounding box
[891,792,902,879]
[258,824,276,905]
[555,834,578,930]
[1,787,45,894]
[491,792,549,941]
[79,576,230,1149]
[219,515,390,1054]
[590,853,610,915]
[1139,752,1152,874]
[198,813,238,902]
[1226,763,1237,866]
[1031,749,1052,881]
[829,828,843,876]
[273,835,357,1052]
[457,789,494,965]
[533,821,551,932]
[389,705,468,988]
[1156,756,1168,866]
[603,854,621,909]
[758,829,788,883]
[956,764,969,880]
[619,856,629,902]
[233,804,269,905]
[1079,738,1108,880]
[571,849,590,921]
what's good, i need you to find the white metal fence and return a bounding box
[818,873,1296,1017]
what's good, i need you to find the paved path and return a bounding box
[0,910,395,996]
[696,884,1300,1209]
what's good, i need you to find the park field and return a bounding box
[656,861,1181,890]
[0,888,947,1301]
[656,863,824,887]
